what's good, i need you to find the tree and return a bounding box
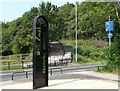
[2,1,120,56]
[107,1,120,68]
[2,7,38,54]
[58,2,75,39]
[77,2,118,39]
[38,2,66,41]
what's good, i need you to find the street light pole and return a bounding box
[75,2,78,62]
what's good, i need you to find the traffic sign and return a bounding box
[107,33,113,38]
[105,21,113,31]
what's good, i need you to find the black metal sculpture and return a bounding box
[33,15,48,89]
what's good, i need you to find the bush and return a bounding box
[97,65,119,74]
[77,54,85,61]
[62,39,108,64]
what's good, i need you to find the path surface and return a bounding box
[0,68,119,90]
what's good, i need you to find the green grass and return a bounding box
[60,39,108,64]
[94,66,119,74]
[73,59,106,65]
[60,39,120,74]
[1,54,32,71]
[0,65,23,71]
[1,53,32,65]
[1,60,21,65]
[1,60,31,65]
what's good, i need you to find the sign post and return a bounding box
[105,16,113,46]
[108,33,113,46]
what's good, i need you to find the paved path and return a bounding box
[43,79,118,89]
[0,69,119,90]
[0,79,118,89]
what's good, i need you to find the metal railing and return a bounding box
[49,67,62,75]
[12,71,30,80]
[11,67,63,80]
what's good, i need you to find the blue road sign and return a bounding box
[107,33,113,38]
[105,21,113,31]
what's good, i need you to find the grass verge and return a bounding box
[94,66,119,74]
[0,66,23,71]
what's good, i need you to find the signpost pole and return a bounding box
[105,16,114,58]
[108,31,111,46]
[108,16,111,46]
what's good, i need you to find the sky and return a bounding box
[0,0,119,22]
[0,0,83,22]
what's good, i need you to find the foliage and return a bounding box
[103,2,120,73]
[61,39,108,64]
[0,66,23,71]
[77,2,118,39]
[58,2,75,39]
[38,2,66,41]
[1,2,120,71]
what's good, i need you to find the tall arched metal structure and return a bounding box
[33,15,49,89]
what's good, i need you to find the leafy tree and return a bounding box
[58,2,75,39]
[2,7,38,54]
[107,1,120,68]
[38,2,66,41]
[11,7,38,54]
[77,2,118,39]
[1,1,120,57]
[2,21,17,55]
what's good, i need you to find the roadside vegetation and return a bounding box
[0,53,32,71]
[61,39,108,64]
[0,66,23,71]
[0,2,120,73]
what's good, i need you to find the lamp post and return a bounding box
[75,2,78,62]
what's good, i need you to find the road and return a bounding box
[0,64,118,90]
[0,64,104,82]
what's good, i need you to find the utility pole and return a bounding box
[75,2,78,62]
